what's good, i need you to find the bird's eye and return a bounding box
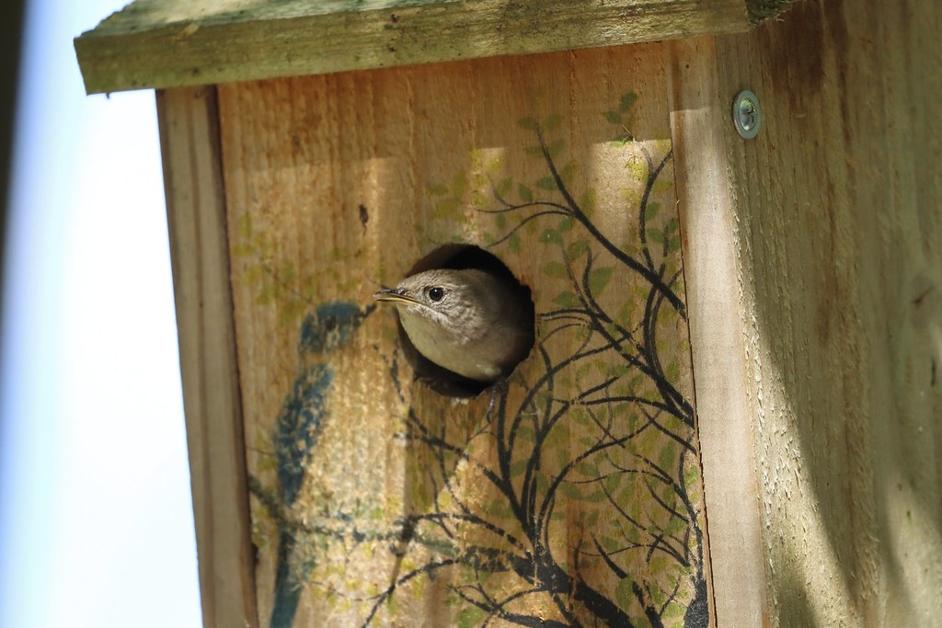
[427,286,445,302]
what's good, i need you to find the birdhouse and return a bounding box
[75,1,942,626]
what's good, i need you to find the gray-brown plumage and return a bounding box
[374,268,533,382]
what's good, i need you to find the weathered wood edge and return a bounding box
[75,0,751,94]
[156,86,259,628]
[667,37,770,627]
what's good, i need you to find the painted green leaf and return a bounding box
[644,201,660,220]
[516,426,535,442]
[684,465,700,488]
[658,444,676,473]
[605,110,622,124]
[615,576,634,611]
[517,116,539,130]
[548,138,565,158]
[535,390,553,406]
[603,320,622,338]
[647,228,664,244]
[231,242,252,257]
[649,576,667,604]
[545,423,571,448]
[452,172,468,197]
[619,91,638,113]
[495,176,513,196]
[605,363,630,378]
[542,260,567,278]
[427,182,449,196]
[559,482,583,499]
[561,160,577,181]
[575,325,592,343]
[567,239,589,259]
[554,291,579,308]
[434,197,460,217]
[257,285,274,305]
[616,299,634,324]
[579,189,597,215]
[518,183,533,202]
[603,473,622,494]
[543,113,562,131]
[509,233,521,253]
[238,211,253,237]
[589,267,615,295]
[667,360,680,382]
[627,158,647,181]
[663,602,685,620]
[484,499,514,518]
[541,228,562,244]
[536,175,556,190]
[495,213,507,230]
[509,459,528,477]
[666,514,686,535]
[558,216,575,232]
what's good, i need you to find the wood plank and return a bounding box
[156,86,258,628]
[75,0,751,94]
[217,46,712,626]
[670,0,942,624]
[667,36,769,627]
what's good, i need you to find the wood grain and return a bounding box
[667,36,768,628]
[156,86,258,628]
[217,45,711,626]
[670,0,942,624]
[74,0,750,94]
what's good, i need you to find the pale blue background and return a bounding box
[0,1,202,626]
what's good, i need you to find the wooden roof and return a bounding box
[72,0,798,94]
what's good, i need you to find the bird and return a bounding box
[374,268,533,382]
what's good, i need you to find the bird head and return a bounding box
[373,269,495,340]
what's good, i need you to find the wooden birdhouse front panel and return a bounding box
[217,45,707,626]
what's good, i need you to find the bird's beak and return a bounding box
[373,287,417,305]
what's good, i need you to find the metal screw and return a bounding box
[732,90,762,139]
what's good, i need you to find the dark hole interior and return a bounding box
[395,244,535,398]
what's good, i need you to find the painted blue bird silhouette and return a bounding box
[270,301,370,627]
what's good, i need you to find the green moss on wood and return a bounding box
[746,0,793,23]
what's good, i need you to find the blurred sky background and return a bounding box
[0,1,202,626]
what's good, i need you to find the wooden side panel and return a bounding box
[670,0,942,625]
[667,37,769,627]
[156,87,258,628]
[218,46,711,626]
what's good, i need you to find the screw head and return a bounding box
[732,90,762,139]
